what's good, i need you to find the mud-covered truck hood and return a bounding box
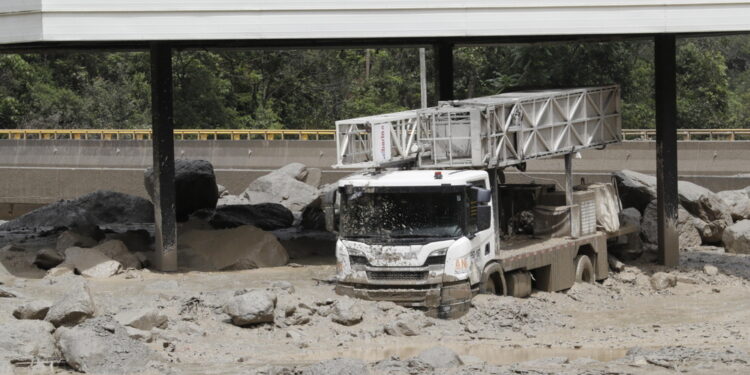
[339,239,455,267]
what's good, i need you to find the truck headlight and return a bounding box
[454,256,470,274]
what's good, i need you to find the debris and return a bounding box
[703,264,719,276]
[115,308,168,331]
[384,320,418,336]
[330,298,363,326]
[0,288,17,298]
[414,346,463,368]
[64,247,122,278]
[717,188,750,221]
[33,248,64,270]
[301,358,369,375]
[608,255,626,272]
[178,225,288,271]
[650,272,677,291]
[125,327,153,342]
[270,280,295,294]
[722,220,750,254]
[93,240,141,270]
[145,159,219,222]
[224,289,277,326]
[0,320,60,362]
[45,280,95,327]
[13,300,52,320]
[56,316,157,375]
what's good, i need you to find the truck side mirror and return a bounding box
[472,187,492,203]
[322,189,339,233]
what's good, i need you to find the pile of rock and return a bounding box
[614,170,750,255]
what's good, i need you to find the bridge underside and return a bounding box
[5,31,749,269]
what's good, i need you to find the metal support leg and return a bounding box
[150,42,178,272]
[564,153,573,206]
[655,34,679,267]
[434,42,454,101]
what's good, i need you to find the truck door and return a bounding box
[467,180,494,284]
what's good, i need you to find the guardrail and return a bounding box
[0,129,335,141]
[0,128,748,141]
[621,129,750,141]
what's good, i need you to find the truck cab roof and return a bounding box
[338,169,488,188]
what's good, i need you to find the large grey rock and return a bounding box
[302,358,369,375]
[33,248,64,270]
[144,159,219,222]
[304,168,322,188]
[0,320,59,361]
[331,298,363,326]
[199,203,294,231]
[723,220,750,254]
[641,200,701,250]
[242,166,321,212]
[114,308,168,331]
[13,300,52,320]
[94,240,141,270]
[64,247,122,278]
[619,207,641,229]
[56,316,156,375]
[613,170,657,213]
[178,225,288,271]
[718,188,750,221]
[224,290,277,326]
[56,231,98,251]
[277,162,308,181]
[677,180,733,243]
[45,280,95,327]
[415,347,463,368]
[0,191,153,232]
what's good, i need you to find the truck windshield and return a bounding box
[340,191,464,240]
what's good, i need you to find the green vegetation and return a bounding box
[0,36,748,130]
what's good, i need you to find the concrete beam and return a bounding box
[654,34,680,267]
[150,43,178,272]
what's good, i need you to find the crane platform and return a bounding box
[334,86,621,169]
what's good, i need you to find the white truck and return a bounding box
[325,86,639,318]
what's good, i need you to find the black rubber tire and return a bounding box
[575,255,594,283]
[505,271,532,298]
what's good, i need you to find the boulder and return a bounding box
[56,231,98,251]
[202,203,294,231]
[723,220,750,254]
[415,347,463,368]
[277,163,308,181]
[384,320,419,337]
[641,200,701,250]
[45,280,95,327]
[613,170,657,214]
[717,188,750,221]
[178,226,288,271]
[144,159,219,222]
[114,308,168,331]
[304,168,322,188]
[330,298,363,326]
[242,168,321,213]
[93,240,141,270]
[619,207,641,229]
[224,290,277,326]
[0,320,59,361]
[33,248,64,270]
[650,272,677,291]
[217,194,251,206]
[64,247,122,278]
[104,230,152,253]
[56,316,156,375]
[13,300,52,320]
[703,264,719,276]
[302,358,369,375]
[677,180,733,243]
[301,206,327,231]
[217,184,229,197]
[0,191,153,232]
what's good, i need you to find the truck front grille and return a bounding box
[367,271,428,281]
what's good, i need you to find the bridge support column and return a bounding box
[435,42,454,101]
[654,34,679,267]
[150,42,178,272]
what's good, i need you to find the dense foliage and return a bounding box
[0,36,748,130]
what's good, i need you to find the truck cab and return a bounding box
[333,169,495,318]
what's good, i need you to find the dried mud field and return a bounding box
[3,245,750,375]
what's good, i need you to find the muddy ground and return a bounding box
[3,245,750,374]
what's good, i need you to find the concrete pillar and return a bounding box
[150,42,178,272]
[654,34,679,267]
[434,42,454,101]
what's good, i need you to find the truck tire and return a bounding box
[480,263,506,296]
[575,255,594,283]
[505,271,532,298]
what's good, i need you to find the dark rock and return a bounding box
[641,200,701,250]
[0,191,153,232]
[203,203,294,231]
[33,248,64,270]
[613,170,656,214]
[178,226,288,271]
[301,206,326,231]
[144,159,219,222]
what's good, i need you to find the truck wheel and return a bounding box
[505,271,532,298]
[575,255,594,283]
[480,264,506,296]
